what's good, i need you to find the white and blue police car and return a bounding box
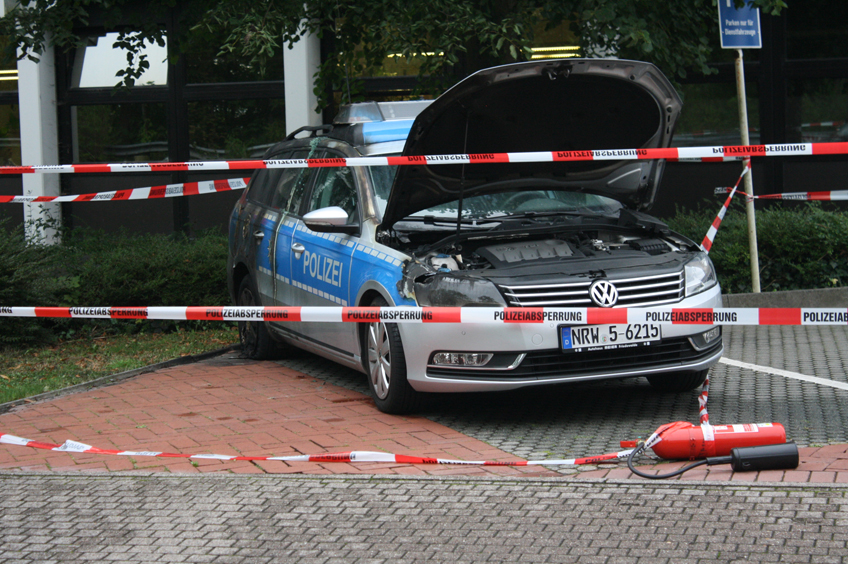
[227,59,723,414]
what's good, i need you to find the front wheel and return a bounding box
[647,369,709,393]
[236,277,281,360]
[362,296,421,414]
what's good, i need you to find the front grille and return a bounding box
[498,271,684,308]
[426,336,720,381]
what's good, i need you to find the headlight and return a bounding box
[684,252,718,297]
[413,275,507,307]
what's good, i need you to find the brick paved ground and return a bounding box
[1,472,847,563]
[0,355,556,478]
[1,350,847,482]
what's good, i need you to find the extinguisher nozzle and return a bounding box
[729,442,800,472]
[706,443,800,472]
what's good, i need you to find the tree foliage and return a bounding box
[1,0,787,109]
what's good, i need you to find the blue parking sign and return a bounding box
[718,0,762,49]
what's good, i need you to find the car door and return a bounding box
[288,154,360,356]
[268,149,316,329]
[243,165,286,306]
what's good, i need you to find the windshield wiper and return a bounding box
[396,215,499,228]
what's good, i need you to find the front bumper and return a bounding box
[398,284,724,393]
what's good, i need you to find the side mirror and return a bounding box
[303,206,359,235]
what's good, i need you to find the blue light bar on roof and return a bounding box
[362,120,415,144]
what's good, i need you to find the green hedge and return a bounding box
[0,224,230,346]
[0,220,76,345]
[62,228,230,307]
[2,204,846,345]
[666,202,848,294]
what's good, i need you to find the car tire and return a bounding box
[362,295,421,414]
[647,369,709,393]
[236,276,281,360]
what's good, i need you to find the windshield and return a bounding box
[369,165,623,223]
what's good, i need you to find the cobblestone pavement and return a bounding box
[277,326,848,473]
[2,472,847,564]
[2,326,848,562]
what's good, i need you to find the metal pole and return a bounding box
[735,49,761,293]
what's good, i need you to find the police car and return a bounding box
[227,59,723,414]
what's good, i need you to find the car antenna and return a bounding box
[454,114,470,249]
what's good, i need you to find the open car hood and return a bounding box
[380,59,682,231]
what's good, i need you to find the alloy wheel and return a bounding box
[367,320,391,399]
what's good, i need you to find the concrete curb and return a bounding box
[722,287,848,308]
[2,469,848,489]
[0,344,239,415]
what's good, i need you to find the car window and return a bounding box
[369,165,398,217]
[269,150,310,212]
[284,149,320,215]
[246,168,285,207]
[306,166,358,223]
[409,191,623,220]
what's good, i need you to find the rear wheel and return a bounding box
[236,277,281,360]
[362,295,421,414]
[647,369,709,393]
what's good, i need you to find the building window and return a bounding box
[72,32,168,88]
[187,99,286,160]
[786,0,848,60]
[673,82,760,147]
[184,26,284,84]
[786,78,848,143]
[73,104,168,162]
[0,104,20,166]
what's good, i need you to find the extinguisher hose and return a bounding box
[626,442,708,480]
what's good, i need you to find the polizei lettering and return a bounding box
[205,308,293,320]
[428,154,470,162]
[593,149,638,158]
[347,310,434,321]
[70,307,111,316]
[494,310,583,322]
[646,311,737,323]
[721,145,806,155]
[303,250,343,288]
[218,308,259,319]
[803,311,848,323]
[265,159,308,167]
[556,151,593,159]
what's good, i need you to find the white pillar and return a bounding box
[283,29,323,135]
[18,44,61,244]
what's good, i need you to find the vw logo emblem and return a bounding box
[589,280,619,307]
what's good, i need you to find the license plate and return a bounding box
[561,323,661,353]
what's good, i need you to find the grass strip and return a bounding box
[0,325,238,404]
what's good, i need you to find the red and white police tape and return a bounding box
[0,431,645,467]
[700,161,750,253]
[715,187,848,201]
[0,141,846,175]
[0,178,249,204]
[1,306,846,325]
[698,375,711,425]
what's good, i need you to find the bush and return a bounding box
[0,225,230,345]
[63,228,230,307]
[666,202,848,294]
[0,219,76,345]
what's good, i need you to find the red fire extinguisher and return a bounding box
[622,421,788,460]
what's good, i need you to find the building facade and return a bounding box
[0,2,846,237]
